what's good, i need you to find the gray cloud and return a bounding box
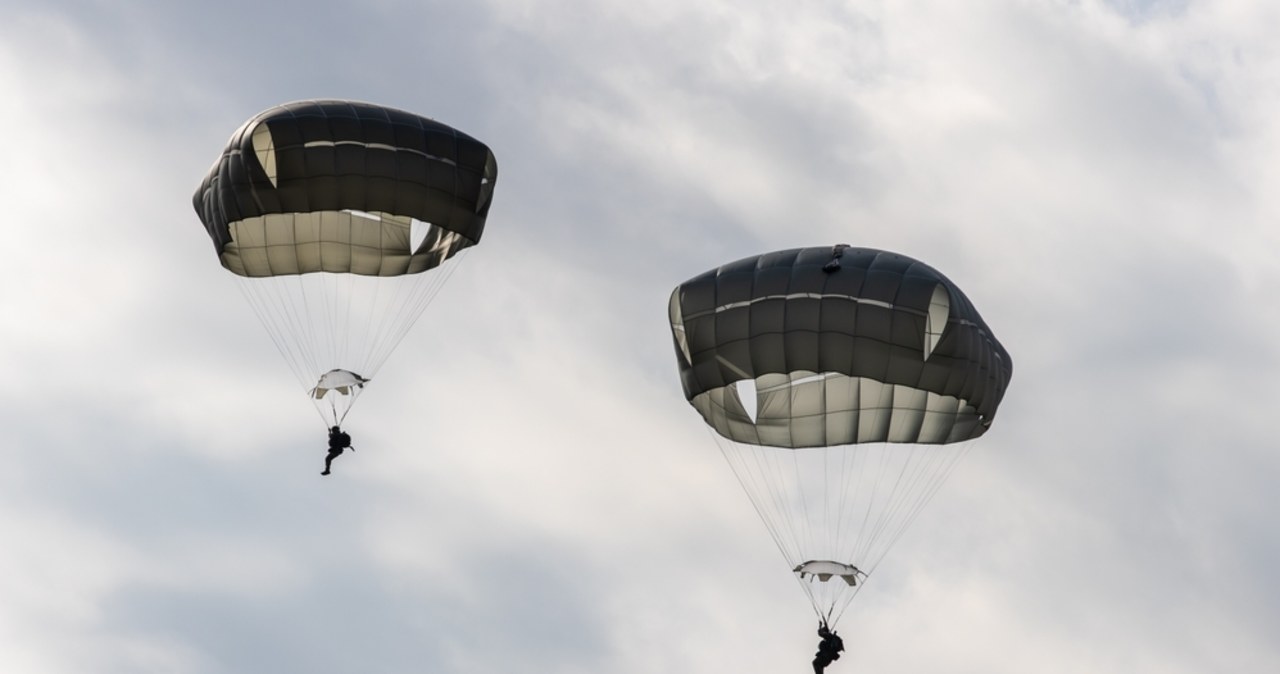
[3,0,1279,672]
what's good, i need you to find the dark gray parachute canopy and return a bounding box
[192,100,497,277]
[669,245,1012,448]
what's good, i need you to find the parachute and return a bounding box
[193,100,497,426]
[668,245,1012,625]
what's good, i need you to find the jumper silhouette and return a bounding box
[321,426,353,476]
[812,622,845,674]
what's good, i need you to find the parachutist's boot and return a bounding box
[321,469,331,476]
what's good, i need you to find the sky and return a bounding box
[2,0,1279,672]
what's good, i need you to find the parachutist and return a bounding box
[194,101,497,454]
[321,426,353,476]
[812,621,844,674]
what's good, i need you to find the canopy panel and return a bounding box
[794,561,865,586]
[309,369,370,427]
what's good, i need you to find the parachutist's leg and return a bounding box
[322,448,342,476]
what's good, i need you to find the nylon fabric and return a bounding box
[669,247,1012,448]
[193,99,497,278]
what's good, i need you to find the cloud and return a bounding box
[3,0,1280,672]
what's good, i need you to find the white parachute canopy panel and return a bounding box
[794,561,865,587]
[308,369,371,427]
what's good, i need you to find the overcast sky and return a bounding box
[3,0,1279,672]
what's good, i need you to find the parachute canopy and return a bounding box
[193,100,497,426]
[794,560,864,587]
[193,99,496,278]
[311,369,369,399]
[670,245,1011,448]
[669,245,1011,623]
